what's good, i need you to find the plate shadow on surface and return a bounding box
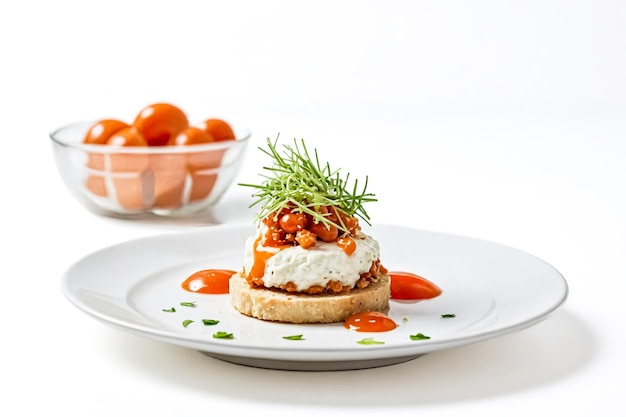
[104,309,595,406]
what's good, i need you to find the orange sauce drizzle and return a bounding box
[389,271,442,300]
[248,235,289,281]
[344,311,397,332]
[181,269,236,294]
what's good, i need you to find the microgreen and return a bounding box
[162,307,176,313]
[182,320,194,328]
[441,314,456,318]
[213,331,234,339]
[202,319,220,326]
[180,301,197,308]
[282,334,304,340]
[357,338,385,345]
[239,137,376,231]
[410,333,431,340]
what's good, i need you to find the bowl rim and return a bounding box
[49,120,252,155]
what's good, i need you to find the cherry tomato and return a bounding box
[83,119,129,144]
[180,126,225,202]
[389,271,442,300]
[106,127,148,146]
[105,127,151,210]
[198,118,235,142]
[172,126,214,146]
[133,103,189,146]
[84,119,129,197]
[344,311,397,332]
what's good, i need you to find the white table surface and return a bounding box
[1,1,625,416]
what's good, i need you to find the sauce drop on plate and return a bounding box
[181,269,236,294]
[389,271,442,300]
[344,311,397,332]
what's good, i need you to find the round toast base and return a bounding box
[230,273,391,324]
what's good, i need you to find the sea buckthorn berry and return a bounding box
[338,213,360,234]
[337,237,357,255]
[309,221,339,242]
[265,228,286,246]
[325,206,340,223]
[279,213,307,234]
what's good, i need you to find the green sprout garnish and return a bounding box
[239,137,376,232]
[357,338,385,345]
[180,301,197,308]
[410,333,431,340]
[213,331,234,339]
[282,334,305,340]
[441,314,456,319]
[182,319,194,328]
[162,307,176,313]
[202,319,220,326]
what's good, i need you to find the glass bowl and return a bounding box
[50,121,251,218]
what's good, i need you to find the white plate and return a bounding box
[61,223,568,371]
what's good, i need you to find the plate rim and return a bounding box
[60,223,569,366]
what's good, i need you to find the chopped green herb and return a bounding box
[282,334,304,340]
[162,307,176,313]
[402,317,409,322]
[182,319,194,328]
[213,331,234,339]
[180,301,197,308]
[410,333,431,340]
[239,137,376,231]
[441,314,456,318]
[202,319,220,326]
[357,338,385,345]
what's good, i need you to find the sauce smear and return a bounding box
[389,271,442,300]
[248,236,289,282]
[344,311,397,332]
[181,269,236,294]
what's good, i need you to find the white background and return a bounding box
[1,1,625,416]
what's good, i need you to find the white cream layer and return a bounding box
[243,231,381,291]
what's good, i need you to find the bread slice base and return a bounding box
[230,273,391,324]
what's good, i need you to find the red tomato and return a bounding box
[389,271,442,300]
[172,126,214,146]
[198,118,235,142]
[83,119,129,144]
[133,103,189,146]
